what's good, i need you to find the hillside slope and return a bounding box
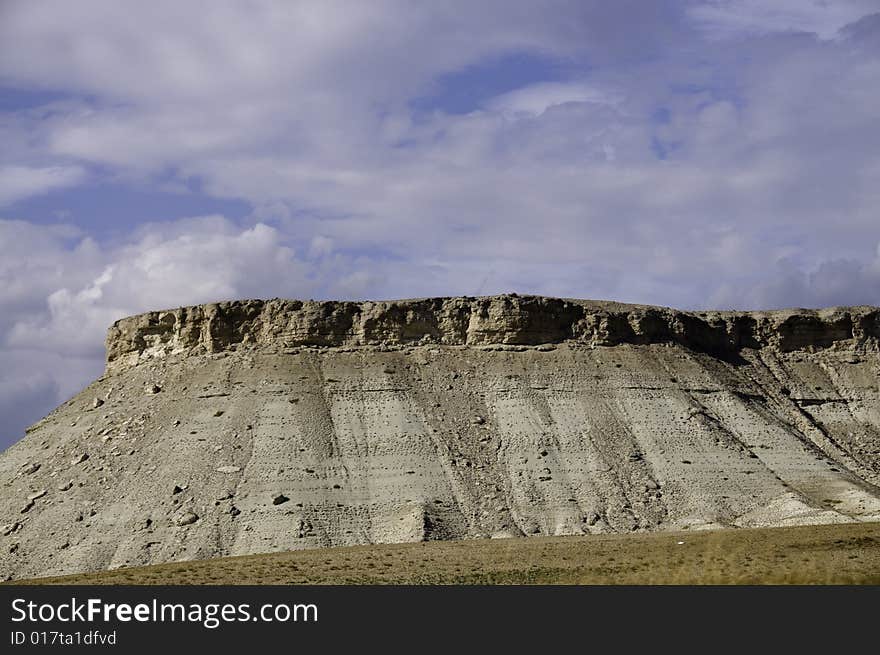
[2,295,879,580]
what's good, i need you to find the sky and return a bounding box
[1,0,880,450]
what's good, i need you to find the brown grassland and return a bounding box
[9,521,880,585]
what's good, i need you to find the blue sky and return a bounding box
[1,0,880,449]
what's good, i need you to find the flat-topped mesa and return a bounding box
[105,295,880,373]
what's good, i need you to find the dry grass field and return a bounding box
[11,521,880,585]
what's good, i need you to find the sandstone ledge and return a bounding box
[105,295,880,373]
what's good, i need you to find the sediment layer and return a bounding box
[105,296,880,373]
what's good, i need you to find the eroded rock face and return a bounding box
[105,296,880,373]
[2,295,880,581]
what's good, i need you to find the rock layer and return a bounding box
[2,295,880,580]
[105,296,880,373]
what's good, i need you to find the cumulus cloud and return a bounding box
[0,220,97,331]
[3,1,871,314]
[4,216,313,355]
[711,246,880,310]
[2,3,877,292]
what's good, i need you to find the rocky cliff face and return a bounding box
[2,295,880,580]
[105,297,880,373]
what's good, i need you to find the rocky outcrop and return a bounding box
[2,295,880,581]
[106,295,880,373]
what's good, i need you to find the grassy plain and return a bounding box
[11,521,880,585]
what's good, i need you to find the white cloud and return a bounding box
[0,220,97,328]
[688,0,878,40]
[0,164,86,206]
[486,82,618,117]
[0,1,605,102]
[710,245,880,310]
[4,217,314,357]
[0,3,877,311]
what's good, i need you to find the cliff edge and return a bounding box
[106,295,880,373]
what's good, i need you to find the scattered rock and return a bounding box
[146,384,162,394]
[174,511,199,526]
[472,416,486,425]
[20,500,34,514]
[228,505,241,517]
[214,410,225,417]
[171,485,185,495]
[28,490,47,501]
[92,397,104,409]
[272,494,289,505]
[22,462,40,475]
[71,453,89,465]
[216,465,241,474]
[295,518,314,538]
[2,522,21,536]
